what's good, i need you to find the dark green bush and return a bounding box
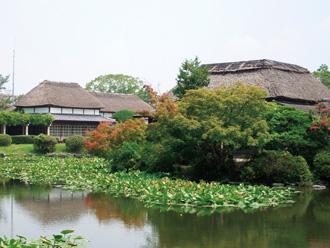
[314,151,330,181]
[110,142,142,171]
[65,135,85,153]
[11,135,35,144]
[113,109,134,122]
[0,134,12,146]
[33,134,57,154]
[241,150,312,185]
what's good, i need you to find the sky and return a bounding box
[1,0,330,95]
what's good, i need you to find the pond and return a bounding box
[0,181,329,248]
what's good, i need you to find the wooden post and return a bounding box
[25,124,29,136]
[2,125,6,134]
[47,125,51,135]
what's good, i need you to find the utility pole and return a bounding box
[12,49,15,96]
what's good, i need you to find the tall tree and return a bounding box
[313,64,330,88]
[173,57,210,99]
[85,74,150,102]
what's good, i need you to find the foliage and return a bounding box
[33,134,58,154]
[84,122,113,156]
[0,155,297,212]
[0,74,9,91]
[85,73,150,102]
[265,102,329,164]
[148,83,270,180]
[313,64,330,88]
[0,230,84,248]
[313,151,330,181]
[241,150,313,185]
[85,119,147,156]
[110,141,143,171]
[29,113,54,126]
[173,57,210,99]
[0,144,66,155]
[0,111,53,126]
[0,95,14,111]
[11,135,35,144]
[65,135,85,153]
[113,109,134,122]
[110,119,147,147]
[0,134,12,146]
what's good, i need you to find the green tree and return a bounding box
[113,109,134,122]
[264,103,329,164]
[0,74,12,110]
[147,83,270,180]
[313,64,330,88]
[85,74,150,102]
[173,57,210,99]
[0,74,9,91]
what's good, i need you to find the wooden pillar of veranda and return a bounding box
[25,124,29,136]
[1,125,6,134]
[47,124,51,135]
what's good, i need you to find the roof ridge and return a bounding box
[204,59,309,74]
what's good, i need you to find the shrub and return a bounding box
[113,109,134,122]
[0,134,12,146]
[84,122,113,156]
[65,135,85,153]
[33,134,58,154]
[110,142,143,171]
[11,135,35,144]
[314,151,330,181]
[241,150,312,185]
[85,119,147,157]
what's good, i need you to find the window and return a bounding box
[84,109,94,115]
[103,112,113,118]
[62,108,73,114]
[50,123,98,137]
[23,107,34,113]
[35,107,49,113]
[50,107,62,114]
[73,108,84,115]
[94,109,100,115]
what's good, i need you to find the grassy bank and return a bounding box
[0,154,297,214]
[0,143,66,155]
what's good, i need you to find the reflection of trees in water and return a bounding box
[1,182,330,248]
[142,190,330,248]
[84,193,147,228]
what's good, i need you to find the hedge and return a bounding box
[11,135,36,144]
[0,111,53,126]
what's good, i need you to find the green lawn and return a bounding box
[0,143,66,155]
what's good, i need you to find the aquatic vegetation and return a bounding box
[0,230,84,248]
[0,155,297,213]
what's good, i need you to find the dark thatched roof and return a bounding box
[207,59,309,74]
[91,92,154,113]
[15,81,104,108]
[205,59,330,102]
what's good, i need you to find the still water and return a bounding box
[0,181,329,248]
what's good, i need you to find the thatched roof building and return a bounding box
[91,92,154,114]
[205,59,330,110]
[16,81,104,109]
[11,81,153,138]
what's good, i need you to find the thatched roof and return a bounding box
[15,81,104,108]
[91,92,154,113]
[205,59,330,103]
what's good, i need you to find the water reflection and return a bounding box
[0,181,330,248]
